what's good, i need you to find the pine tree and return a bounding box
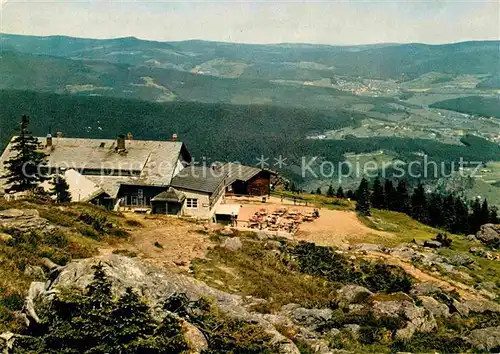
[395,180,410,213]
[410,182,427,223]
[316,187,322,195]
[384,179,396,210]
[452,196,470,234]
[336,186,345,198]
[428,192,444,227]
[326,185,334,197]
[3,115,48,193]
[490,206,499,224]
[371,176,385,209]
[50,174,72,203]
[355,178,371,216]
[469,198,482,232]
[442,194,456,231]
[345,189,354,199]
[480,199,490,226]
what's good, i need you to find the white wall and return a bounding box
[177,188,225,220]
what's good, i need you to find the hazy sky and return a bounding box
[0,0,498,45]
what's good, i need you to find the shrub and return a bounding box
[286,242,413,293]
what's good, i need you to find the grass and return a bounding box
[359,208,500,290]
[191,239,338,312]
[0,198,140,332]
[271,190,352,210]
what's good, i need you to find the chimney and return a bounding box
[117,134,126,151]
[172,133,178,142]
[127,132,133,140]
[56,131,63,138]
[46,134,53,148]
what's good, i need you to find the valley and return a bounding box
[0,33,499,205]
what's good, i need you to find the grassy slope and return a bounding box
[360,209,500,287]
[0,199,138,332]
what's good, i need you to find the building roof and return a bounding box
[219,162,266,185]
[171,166,226,194]
[152,187,186,202]
[0,136,191,192]
[64,169,108,202]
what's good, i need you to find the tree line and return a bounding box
[352,177,498,234]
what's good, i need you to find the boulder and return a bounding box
[181,319,208,353]
[290,307,333,330]
[446,253,474,266]
[343,324,361,337]
[454,299,500,316]
[220,237,243,252]
[418,296,449,318]
[219,228,235,236]
[24,265,45,281]
[0,233,12,243]
[467,326,500,351]
[476,223,500,245]
[410,282,441,296]
[424,240,442,248]
[469,247,486,257]
[372,299,436,338]
[256,230,270,241]
[349,243,383,252]
[337,284,372,303]
[0,332,16,354]
[0,209,53,235]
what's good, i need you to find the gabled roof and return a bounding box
[171,166,226,194]
[0,136,191,190]
[64,169,108,202]
[219,162,267,185]
[152,187,185,202]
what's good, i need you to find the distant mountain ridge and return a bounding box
[1,33,498,80]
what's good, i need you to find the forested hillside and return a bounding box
[1,90,499,176]
[1,33,498,80]
[430,96,500,118]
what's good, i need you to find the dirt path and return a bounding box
[100,214,213,272]
[296,209,393,247]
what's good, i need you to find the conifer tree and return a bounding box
[336,186,345,198]
[326,184,335,197]
[316,187,322,195]
[355,178,371,216]
[384,179,396,210]
[395,180,410,213]
[442,194,456,231]
[50,174,72,203]
[410,182,427,223]
[428,192,444,227]
[3,115,48,193]
[490,206,499,224]
[345,189,354,199]
[481,199,490,226]
[469,198,482,232]
[371,176,385,209]
[453,196,470,234]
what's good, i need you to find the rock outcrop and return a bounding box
[19,254,299,354]
[0,209,54,235]
[476,223,500,245]
[467,326,500,351]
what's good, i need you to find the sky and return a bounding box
[0,0,498,45]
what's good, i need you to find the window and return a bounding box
[186,198,198,208]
